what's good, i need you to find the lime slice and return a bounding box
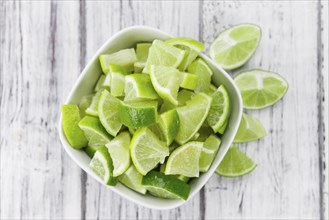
[90,146,117,186]
[234,69,288,109]
[118,164,147,194]
[136,43,151,62]
[79,116,112,148]
[149,109,180,146]
[106,132,131,177]
[175,93,212,144]
[216,145,257,177]
[119,100,158,129]
[141,171,190,200]
[143,40,186,73]
[124,74,159,101]
[187,58,213,93]
[159,89,195,113]
[134,62,145,73]
[209,24,261,70]
[179,72,199,90]
[94,75,106,92]
[109,64,131,97]
[165,141,203,177]
[206,85,231,134]
[85,90,103,116]
[99,48,137,73]
[234,113,267,143]
[165,37,205,71]
[130,128,169,175]
[79,95,93,117]
[199,135,221,172]
[149,65,180,105]
[62,104,88,149]
[98,90,122,136]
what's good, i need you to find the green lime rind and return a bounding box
[124,74,159,101]
[179,72,199,90]
[234,69,289,109]
[118,164,147,194]
[79,116,112,148]
[234,113,267,143]
[142,171,190,200]
[209,24,261,70]
[199,135,221,172]
[187,58,213,93]
[99,48,137,73]
[90,146,117,186]
[215,146,257,178]
[119,100,158,129]
[62,104,88,149]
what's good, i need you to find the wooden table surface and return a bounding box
[1,1,328,219]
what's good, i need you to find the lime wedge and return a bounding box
[234,69,288,109]
[109,64,131,97]
[143,40,186,73]
[165,141,203,177]
[85,90,103,116]
[79,95,93,117]
[94,75,106,92]
[79,116,112,148]
[216,146,257,177]
[130,128,169,175]
[206,85,231,134]
[141,171,190,200]
[119,100,158,129]
[134,62,145,73]
[165,37,205,71]
[187,58,213,93]
[175,93,212,144]
[209,24,261,70]
[118,164,147,194]
[90,146,117,185]
[136,43,151,62]
[106,132,131,177]
[149,65,180,105]
[199,135,221,172]
[98,90,122,136]
[124,74,159,101]
[99,48,137,73]
[159,164,189,183]
[62,104,88,149]
[234,113,267,143]
[179,72,199,90]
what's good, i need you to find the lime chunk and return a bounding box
[79,116,112,148]
[119,100,158,129]
[109,64,131,97]
[179,72,199,90]
[90,146,117,186]
[99,48,137,73]
[166,37,205,71]
[124,74,159,101]
[187,58,213,93]
[209,24,261,70]
[199,135,221,172]
[79,95,93,117]
[216,146,257,177]
[94,75,106,92]
[149,65,180,105]
[234,113,267,143]
[98,90,122,136]
[136,43,151,62]
[142,171,190,200]
[175,93,212,144]
[85,90,103,116]
[118,164,146,194]
[165,141,203,177]
[143,40,186,73]
[130,128,169,175]
[62,104,88,149]
[106,132,131,177]
[206,85,231,134]
[234,69,288,109]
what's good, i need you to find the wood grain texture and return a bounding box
[0,1,327,219]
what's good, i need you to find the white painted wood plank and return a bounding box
[201,1,322,219]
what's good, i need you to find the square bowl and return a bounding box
[58,26,243,210]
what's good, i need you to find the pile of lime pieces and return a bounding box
[62,24,288,200]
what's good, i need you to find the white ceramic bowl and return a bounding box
[58,26,243,210]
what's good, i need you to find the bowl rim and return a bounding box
[58,25,243,210]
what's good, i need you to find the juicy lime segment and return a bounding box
[234,69,288,109]
[118,164,147,194]
[99,48,137,73]
[187,58,213,93]
[124,74,159,101]
[234,113,267,142]
[199,135,221,172]
[85,90,103,116]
